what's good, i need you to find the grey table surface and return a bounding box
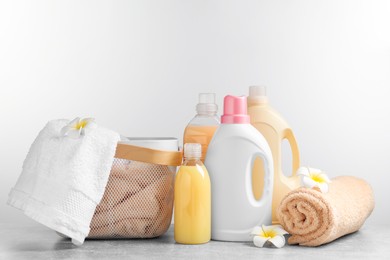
[1,222,389,260]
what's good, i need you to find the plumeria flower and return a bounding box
[251,225,289,248]
[297,166,331,193]
[61,117,97,139]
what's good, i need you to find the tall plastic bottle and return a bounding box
[184,93,220,162]
[247,86,301,224]
[174,143,211,244]
[205,95,274,242]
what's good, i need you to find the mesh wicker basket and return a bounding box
[88,142,182,239]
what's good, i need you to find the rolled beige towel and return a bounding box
[277,176,375,247]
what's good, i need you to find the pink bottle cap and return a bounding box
[221,95,250,124]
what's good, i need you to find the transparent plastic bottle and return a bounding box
[183,93,220,162]
[174,143,211,244]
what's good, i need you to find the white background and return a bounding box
[1,0,389,226]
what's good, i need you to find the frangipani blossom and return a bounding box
[61,117,97,139]
[297,166,331,193]
[251,225,288,248]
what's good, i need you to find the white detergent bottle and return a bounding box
[205,95,274,242]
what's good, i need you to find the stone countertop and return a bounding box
[1,223,389,260]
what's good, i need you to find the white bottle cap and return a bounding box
[184,143,202,159]
[196,93,218,114]
[248,86,268,103]
[249,86,267,97]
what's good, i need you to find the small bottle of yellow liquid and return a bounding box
[174,143,211,244]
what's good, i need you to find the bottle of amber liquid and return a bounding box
[183,93,220,162]
[174,143,211,244]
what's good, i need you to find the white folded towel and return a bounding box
[7,119,120,245]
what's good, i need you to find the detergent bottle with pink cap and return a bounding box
[205,95,274,242]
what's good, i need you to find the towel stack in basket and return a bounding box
[89,159,174,238]
[88,138,182,239]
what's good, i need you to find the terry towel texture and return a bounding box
[277,176,374,247]
[7,119,120,245]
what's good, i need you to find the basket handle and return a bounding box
[115,143,183,166]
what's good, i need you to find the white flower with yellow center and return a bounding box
[61,117,97,139]
[251,225,288,248]
[297,166,331,193]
